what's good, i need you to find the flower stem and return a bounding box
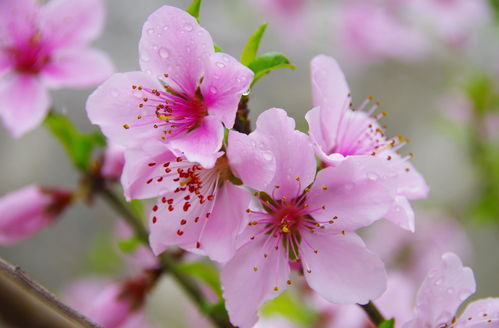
[358,301,386,326]
[99,185,232,328]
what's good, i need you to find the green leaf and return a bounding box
[247,52,295,87]
[214,44,223,53]
[44,112,105,171]
[378,319,395,328]
[186,0,202,22]
[178,261,222,297]
[240,23,268,66]
[261,290,317,325]
[117,236,142,254]
[129,199,145,221]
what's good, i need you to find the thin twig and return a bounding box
[0,257,100,328]
[358,301,386,326]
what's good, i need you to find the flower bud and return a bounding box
[0,185,72,245]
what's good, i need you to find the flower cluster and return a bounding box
[85,5,431,327]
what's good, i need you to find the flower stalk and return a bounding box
[358,301,386,326]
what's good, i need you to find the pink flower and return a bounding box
[405,0,490,48]
[0,185,71,245]
[0,0,113,137]
[101,141,126,180]
[403,252,499,328]
[87,6,253,168]
[221,108,398,327]
[306,55,428,231]
[335,1,428,63]
[63,277,155,328]
[121,140,250,263]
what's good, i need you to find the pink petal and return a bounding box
[39,0,104,50]
[227,130,277,192]
[308,156,397,231]
[305,106,331,162]
[139,6,214,95]
[310,55,350,149]
[0,0,38,45]
[121,143,177,200]
[413,252,476,327]
[230,108,316,199]
[201,52,253,128]
[199,182,250,263]
[0,73,50,138]
[0,51,12,78]
[457,298,499,328]
[394,160,429,199]
[300,230,387,304]
[167,115,224,169]
[86,71,164,148]
[221,236,290,328]
[384,196,415,232]
[40,49,114,89]
[148,190,208,256]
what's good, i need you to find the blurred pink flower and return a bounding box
[221,108,398,328]
[336,1,428,63]
[366,213,472,282]
[0,0,113,137]
[405,0,490,48]
[315,272,415,328]
[101,141,126,181]
[440,90,474,124]
[306,55,428,231]
[403,252,499,328]
[121,141,250,263]
[63,277,154,328]
[87,6,253,168]
[0,185,71,245]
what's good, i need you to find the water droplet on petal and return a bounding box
[209,86,218,94]
[447,288,454,294]
[263,152,273,161]
[367,172,379,181]
[133,90,143,98]
[141,54,150,62]
[435,278,443,286]
[162,25,169,31]
[216,61,225,68]
[159,48,169,58]
[458,291,469,301]
[184,23,193,31]
[242,89,251,96]
[147,28,154,35]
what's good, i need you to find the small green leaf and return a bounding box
[117,236,142,254]
[378,318,395,328]
[261,290,317,325]
[247,52,295,87]
[240,23,268,66]
[129,199,145,221]
[214,44,223,53]
[178,261,222,297]
[44,112,104,171]
[186,0,202,22]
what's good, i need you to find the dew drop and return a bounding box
[435,278,443,286]
[216,61,225,68]
[141,54,150,62]
[458,291,469,301]
[263,152,273,161]
[447,288,454,294]
[159,48,169,59]
[209,86,218,94]
[162,25,169,31]
[133,90,143,98]
[147,28,154,35]
[242,89,251,96]
[367,172,379,181]
[184,23,193,31]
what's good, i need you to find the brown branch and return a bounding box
[358,301,386,326]
[0,256,100,328]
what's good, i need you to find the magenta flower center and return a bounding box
[125,79,208,139]
[6,32,50,74]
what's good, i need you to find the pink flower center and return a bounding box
[247,180,335,263]
[124,79,208,140]
[6,32,50,74]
